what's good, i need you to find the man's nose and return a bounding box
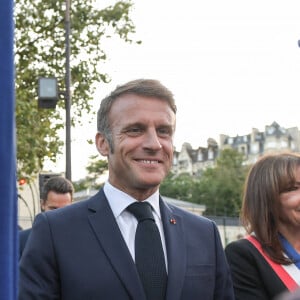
[143,129,162,151]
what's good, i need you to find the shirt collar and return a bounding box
[103,181,161,219]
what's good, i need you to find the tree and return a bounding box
[197,148,249,217]
[160,172,199,202]
[73,155,108,191]
[15,0,140,181]
[160,149,249,216]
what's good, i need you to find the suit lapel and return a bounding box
[87,190,146,300]
[160,198,186,300]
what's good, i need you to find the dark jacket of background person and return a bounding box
[19,229,31,258]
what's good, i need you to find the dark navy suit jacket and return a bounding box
[19,189,234,300]
[19,228,31,259]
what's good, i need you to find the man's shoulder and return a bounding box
[43,189,106,221]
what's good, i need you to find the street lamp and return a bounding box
[37,0,72,181]
[37,77,71,181]
[38,77,58,109]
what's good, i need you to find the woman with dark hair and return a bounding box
[225,152,300,299]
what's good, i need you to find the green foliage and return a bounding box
[197,149,249,217]
[160,172,200,202]
[73,155,108,191]
[161,149,249,216]
[15,0,139,181]
[85,155,108,185]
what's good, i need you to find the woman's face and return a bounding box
[278,166,300,230]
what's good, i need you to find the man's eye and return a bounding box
[157,127,171,136]
[126,128,143,135]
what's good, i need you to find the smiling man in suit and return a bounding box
[19,79,234,300]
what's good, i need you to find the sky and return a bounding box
[46,0,300,181]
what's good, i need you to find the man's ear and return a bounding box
[95,132,109,156]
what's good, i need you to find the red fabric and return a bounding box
[246,235,298,292]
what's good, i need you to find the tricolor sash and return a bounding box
[246,235,299,291]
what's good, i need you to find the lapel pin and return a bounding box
[170,218,176,225]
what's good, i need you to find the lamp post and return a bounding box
[64,0,71,181]
[38,0,72,181]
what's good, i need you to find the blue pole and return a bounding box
[0,0,18,298]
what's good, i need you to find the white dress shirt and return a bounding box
[103,181,168,270]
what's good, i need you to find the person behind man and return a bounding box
[19,176,74,258]
[225,152,300,299]
[19,79,234,300]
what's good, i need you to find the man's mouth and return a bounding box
[136,159,161,164]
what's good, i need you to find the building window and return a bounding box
[208,149,214,160]
[251,143,259,154]
[265,141,276,149]
[291,142,295,150]
[173,156,177,165]
[179,160,188,169]
[198,152,203,161]
[267,127,275,135]
[239,146,246,155]
[280,140,288,148]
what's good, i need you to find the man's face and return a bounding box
[41,191,72,211]
[96,94,175,200]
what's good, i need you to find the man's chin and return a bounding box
[136,180,161,191]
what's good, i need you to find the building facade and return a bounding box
[172,121,300,175]
[172,138,219,176]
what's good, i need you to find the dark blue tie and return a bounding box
[127,202,167,300]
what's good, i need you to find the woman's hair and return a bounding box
[96,79,176,151]
[241,151,300,264]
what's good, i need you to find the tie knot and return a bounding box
[127,202,154,222]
